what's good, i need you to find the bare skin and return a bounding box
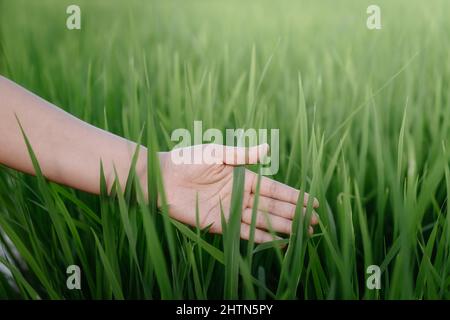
[159,144,319,242]
[0,76,319,243]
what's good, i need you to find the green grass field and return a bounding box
[1,0,450,299]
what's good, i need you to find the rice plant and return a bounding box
[0,0,449,299]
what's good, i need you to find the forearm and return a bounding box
[0,76,147,196]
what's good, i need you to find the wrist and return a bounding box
[136,150,170,205]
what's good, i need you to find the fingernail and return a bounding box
[313,198,320,208]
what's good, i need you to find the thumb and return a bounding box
[222,143,269,165]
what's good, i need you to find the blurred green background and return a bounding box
[1,0,450,299]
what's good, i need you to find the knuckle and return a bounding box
[269,182,278,197]
[257,212,266,227]
[243,208,252,223]
[268,199,276,213]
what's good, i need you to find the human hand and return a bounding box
[158,144,319,243]
[0,77,317,245]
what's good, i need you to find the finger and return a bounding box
[240,222,281,243]
[242,208,293,234]
[252,175,319,208]
[248,194,319,224]
[308,226,314,236]
[221,143,269,165]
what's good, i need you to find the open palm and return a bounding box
[159,144,319,243]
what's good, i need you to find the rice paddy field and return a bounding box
[1,0,450,300]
